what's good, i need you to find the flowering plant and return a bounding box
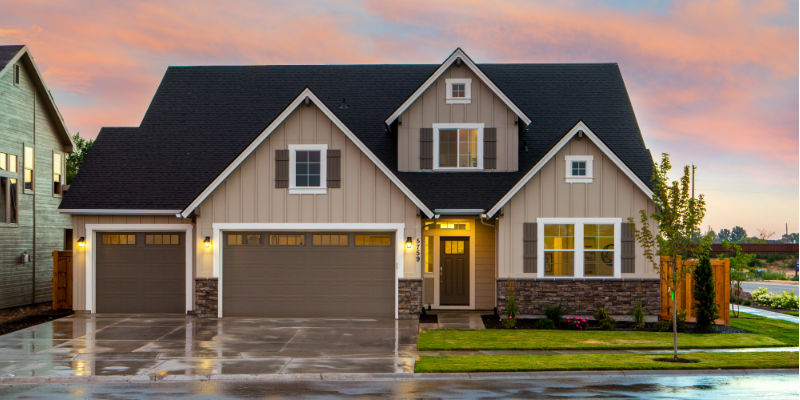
[565,316,588,330]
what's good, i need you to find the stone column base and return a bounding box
[398,279,423,317]
[193,278,218,318]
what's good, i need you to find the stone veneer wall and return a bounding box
[497,279,660,316]
[398,279,423,317]
[194,278,218,317]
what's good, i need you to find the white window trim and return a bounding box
[432,123,484,170]
[536,218,621,279]
[288,144,327,194]
[445,78,472,104]
[565,155,593,183]
[52,151,64,197]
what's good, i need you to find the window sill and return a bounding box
[565,177,593,183]
[289,187,327,195]
[434,167,483,171]
[23,190,33,195]
[445,98,471,104]
[0,223,19,228]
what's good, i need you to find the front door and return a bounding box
[440,237,469,306]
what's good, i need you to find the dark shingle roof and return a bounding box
[0,45,24,69]
[61,63,652,212]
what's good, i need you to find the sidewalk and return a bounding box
[734,305,799,324]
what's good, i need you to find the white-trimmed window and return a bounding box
[433,123,483,170]
[565,155,593,183]
[23,145,33,193]
[537,218,621,278]
[445,78,471,104]
[53,152,63,196]
[288,144,327,194]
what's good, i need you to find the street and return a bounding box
[740,281,799,295]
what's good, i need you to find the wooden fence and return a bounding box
[660,257,730,326]
[710,243,798,256]
[52,251,72,310]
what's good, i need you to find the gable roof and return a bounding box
[0,45,75,152]
[60,55,653,214]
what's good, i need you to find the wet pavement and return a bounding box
[0,314,418,378]
[0,371,796,399]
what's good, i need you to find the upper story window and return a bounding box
[445,78,471,104]
[565,155,593,183]
[53,153,63,196]
[23,146,33,193]
[288,144,327,194]
[433,123,483,170]
[538,218,620,278]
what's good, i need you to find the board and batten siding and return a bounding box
[474,217,496,309]
[195,102,422,278]
[496,135,657,279]
[397,63,518,172]
[0,55,73,309]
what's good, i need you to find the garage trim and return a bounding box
[84,224,194,313]
[212,223,406,319]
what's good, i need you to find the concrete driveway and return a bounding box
[0,314,418,378]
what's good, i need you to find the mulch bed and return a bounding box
[419,312,438,324]
[0,303,73,336]
[481,315,747,334]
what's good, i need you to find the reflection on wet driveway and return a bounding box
[0,314,418,377]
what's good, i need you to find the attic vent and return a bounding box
[338,98,349,110]
[13,64,20,85]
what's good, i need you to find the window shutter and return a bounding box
[327,149,341,188]
[523,222,537,273]
[275,149,289,188]
[484,127,497,169]
[420,128,433,169]
[622,222,635,273]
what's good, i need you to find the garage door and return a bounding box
[96,232,185,313]
[222,231,394,317]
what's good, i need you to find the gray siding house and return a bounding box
[61,49,659,318]
[0,45,74,309]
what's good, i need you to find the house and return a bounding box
[0,45,74,309]
[60,48,659,318]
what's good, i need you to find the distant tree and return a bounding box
[705,229,717,244]
[740,236,766,244]
[66,133,94,184]
[717,228,731,243]
[730,226,747,242]
[693,255,718,332]
[757,229,775,241]
[782,233,799,243]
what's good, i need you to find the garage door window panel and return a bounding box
[145,233,181,246]
[102,233,136,245]
[269,234,305,246]
[227,233,263,246]
[312,233,349,246]
[355,234,392,246]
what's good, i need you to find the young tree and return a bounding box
[630,154,711,361]
[730,226,747,242]
[724,241,754,318]
[693,255,718,332]
[66,133,94,184]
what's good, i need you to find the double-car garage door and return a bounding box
[222,231,395,318]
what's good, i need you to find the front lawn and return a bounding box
[417,329,784,351]
[415,352,799,373]
[729,312,799,346]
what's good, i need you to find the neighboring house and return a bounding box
[61,48,658,318]
[0,45,74,309]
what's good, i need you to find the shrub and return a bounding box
[673,310,687,332]
[545,303,566,325]
[564,316,587,330]
[593,307,616,331]
[653,320,670,332]
[743,299,751,306]
[502,287,518,329]
[592,308,610,322]
[692,255,719,332]
[751,287,798,309]
[535,318,555,329]
[632,300,646,329]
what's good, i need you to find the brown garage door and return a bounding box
[96,232,185,313]
[222,232,394,317]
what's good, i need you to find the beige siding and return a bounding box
[195,103,422,278]
[497,135,657,278]
[397,63,518,172]
[70,214,187,311]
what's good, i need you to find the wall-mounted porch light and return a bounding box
[406,237,413,249]
[203,236,212,249]
[77,237,85,248]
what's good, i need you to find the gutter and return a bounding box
[432,209,485,215]
[58,209,182,215]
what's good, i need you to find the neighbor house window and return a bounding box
[0,153,6,170]
[445,78,471,104]
[433,123,483,169]
[23,146,34,192]
[538,218,621,278]
[288,144,327,194]
[565,155,593,183]
[0,177,18,224]
[53,153,63,196]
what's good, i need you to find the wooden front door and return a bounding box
[440,237,469,306]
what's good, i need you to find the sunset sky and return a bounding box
[1,0,797,237]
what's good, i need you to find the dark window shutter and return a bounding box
[484,127,497,169]
[327,149,341,188]
[621,222,635,273]
[420,128,433,169]
[275,149,289,188]
[523,222,537,273]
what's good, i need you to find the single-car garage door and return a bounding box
[96,232,185,313]
[222,231,394,317]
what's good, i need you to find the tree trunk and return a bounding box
[672,258,678,361]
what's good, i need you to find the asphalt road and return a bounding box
[740,281,799,295]
[0,373,797,399]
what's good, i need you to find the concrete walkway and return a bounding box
[420,312,485,330]
[734,305,799,324]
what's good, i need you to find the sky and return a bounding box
[1,0,797,237]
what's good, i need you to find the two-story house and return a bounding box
[0,45,74,309]
[61,48,658,318]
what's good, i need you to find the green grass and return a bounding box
[414,352,799,373]
[785,311,799,316]
[729,312,799,346]
[418,328,784,351]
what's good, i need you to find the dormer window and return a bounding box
[445,78,471,104]
[433,123,483,170]
[565,155,593,183]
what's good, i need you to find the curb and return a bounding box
[0,369,796,385]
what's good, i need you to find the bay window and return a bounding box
[538,218,621,278]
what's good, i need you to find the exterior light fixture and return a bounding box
[77,237,85,248]
[203,236,212,249]
[406,237,413,249]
